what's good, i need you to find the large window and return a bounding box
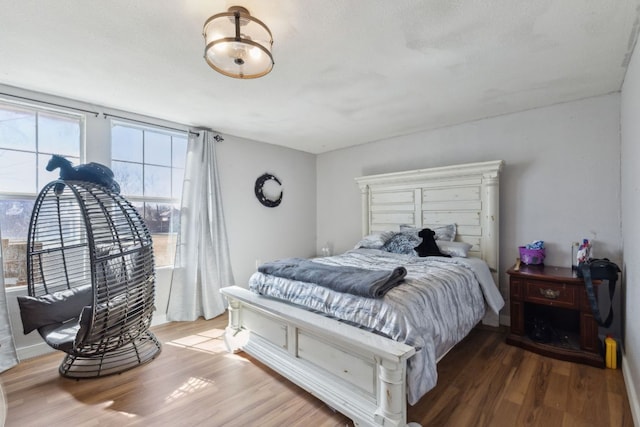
[111,122,187,267]
[0,101,82,287]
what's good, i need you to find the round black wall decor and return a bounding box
[254,173,283,208]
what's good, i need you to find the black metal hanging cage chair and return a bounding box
[20,180,161,378]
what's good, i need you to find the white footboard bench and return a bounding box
[220,286,420,427]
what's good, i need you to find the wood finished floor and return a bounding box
[0,312,634,427]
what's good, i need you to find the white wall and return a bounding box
[317,94,623,317]
[205,135,317,289]
[0,85,317,359]
[620,39,640,424]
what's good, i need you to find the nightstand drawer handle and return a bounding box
[540,288,560,299]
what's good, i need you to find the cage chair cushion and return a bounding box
[37,320,84,353]
[77,293,143,346]
[17,284,93,334]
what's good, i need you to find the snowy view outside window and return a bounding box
[0,101,82,286]
[111,122,187,267]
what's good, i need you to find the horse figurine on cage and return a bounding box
[46,154,121,194]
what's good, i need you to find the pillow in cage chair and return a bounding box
[17,285,92,335]
[17,285,93,352]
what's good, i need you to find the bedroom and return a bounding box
[0,1,639,426]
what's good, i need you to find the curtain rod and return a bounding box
[103,113,201,136]
[0,92,223,140]
[0,92,100,116]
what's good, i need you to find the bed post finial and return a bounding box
[480,165,502,281]
[358,183,370,237]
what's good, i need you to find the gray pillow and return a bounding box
[436,241,472,257]
[354,231,396,249]
[75,305,93,347]
[17,284,92,334]
[81,294,136,343]
[381,232,420,255]
[38,321,81,353]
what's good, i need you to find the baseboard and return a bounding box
[500,313,510,327]
[17,342,54,361]
[151,313,168,327]
[622,355,640,426]
[482,310,499,326]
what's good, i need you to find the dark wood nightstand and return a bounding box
[506,264,604,368]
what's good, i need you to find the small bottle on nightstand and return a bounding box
[571,242,580,276]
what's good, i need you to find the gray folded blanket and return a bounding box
[258,258,407,298]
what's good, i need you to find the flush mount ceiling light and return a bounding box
[203,5,274,79]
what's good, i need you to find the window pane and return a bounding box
[144,165,171,198]
[112,125,143,162]
[139,202,178,267]
[0,105,36,151]
[112,160,143,196]
[110,123,186,269]
[144,132,171,166]
[143,202,174,234]
[0,149,37,193]
[37,112,80,156]
[0,199,35,287]
[172,136,188,167]
[172,167,185,200]
[0,199,33,239]
[1,103,82,289]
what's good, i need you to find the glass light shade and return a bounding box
[203,6,274,79]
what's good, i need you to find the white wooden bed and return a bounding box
[221,160,504,427]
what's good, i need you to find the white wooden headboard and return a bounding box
[355,160,504,275]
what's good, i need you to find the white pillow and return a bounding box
[354,231,396,249]
[436,241,472,257]
[399,224,457,241]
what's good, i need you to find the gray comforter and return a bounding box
[258,258,407,298]
[249,248,504,405]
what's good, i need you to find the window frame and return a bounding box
[0,98,85,288]
[109,120,187,268]
[0,98,86,198]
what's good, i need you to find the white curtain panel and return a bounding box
[167,131,235,321]
[0,229,19,373]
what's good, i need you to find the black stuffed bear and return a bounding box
[414,228,450,258]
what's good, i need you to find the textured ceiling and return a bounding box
[1,0,639,153]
